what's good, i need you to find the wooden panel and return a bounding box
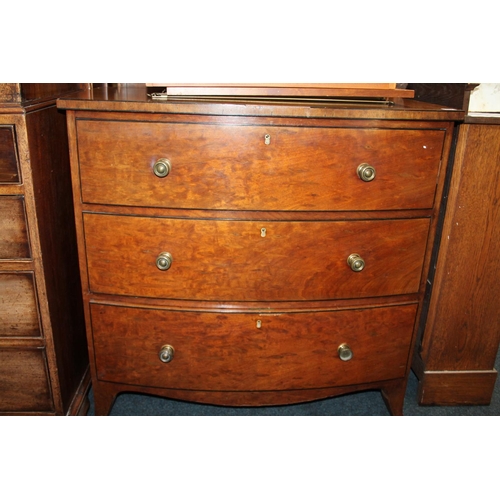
[417,370,498,405]
[76,120,445,211]
[407,83,469,110]
[148,83,399,89]
[0,273,40,337]
[18,83,85,103]
[91,303,417,391]
[0,126,20,183]
[84,214,430,301]
[0,348,53,412]
[420,125,500,371]
[0,83,86,104]
[154,84,414,98]
[0,196,30,259]
[24,101,89,413]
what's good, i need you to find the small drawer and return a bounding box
[84,214,430,301]
[0,348,53,412]
[0,196,30,259]
[0,273,41,337]
[76,119,445,211]
[0,126,20,183]
[91,302,417,391]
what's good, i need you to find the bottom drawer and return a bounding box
[91,303,417,391]
[0,348,53,412]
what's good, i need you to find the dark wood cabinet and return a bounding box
[413,118,500,405]
[0,84,90,415]
[58,86,462,415]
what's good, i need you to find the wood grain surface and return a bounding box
[84,214,430,301]
[0,196,30,259]
[77,119,445,211]
[91,302,417,391]
[0,126,20,182]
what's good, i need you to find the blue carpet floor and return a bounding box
[86,348,500,416]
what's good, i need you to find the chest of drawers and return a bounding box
[58,86,462,415]
[0,84,89,415]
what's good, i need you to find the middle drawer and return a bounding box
[84,214,430,301]
[0,196,30,260]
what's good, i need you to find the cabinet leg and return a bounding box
[93,383,118,416]
[381,380,407,416]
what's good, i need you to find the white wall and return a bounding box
[468,83,500,112]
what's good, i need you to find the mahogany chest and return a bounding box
[58,86,463,415]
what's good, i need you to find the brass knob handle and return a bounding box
[338,343,353,361]
[156,252,173,271]
[347,253,365,272]
[159,344,175,363]
[153,158,171,178]
[357,163,376,182]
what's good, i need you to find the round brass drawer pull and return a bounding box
[159,344,175,363]
[153,158,171,178]
[338,343,353,361]
[156,252,173,271]
[357,163,376,182]
[347,253,365,272]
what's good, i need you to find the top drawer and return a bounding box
[76,119,445,211]
[0,126,20,183]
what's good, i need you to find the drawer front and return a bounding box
[0,348,53,412]
[91,303,417,391]
[0,126,20,183]
[76,120,445,211]
[84,214,430,301]
[0,196,30,259]
[0,273,41,337]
